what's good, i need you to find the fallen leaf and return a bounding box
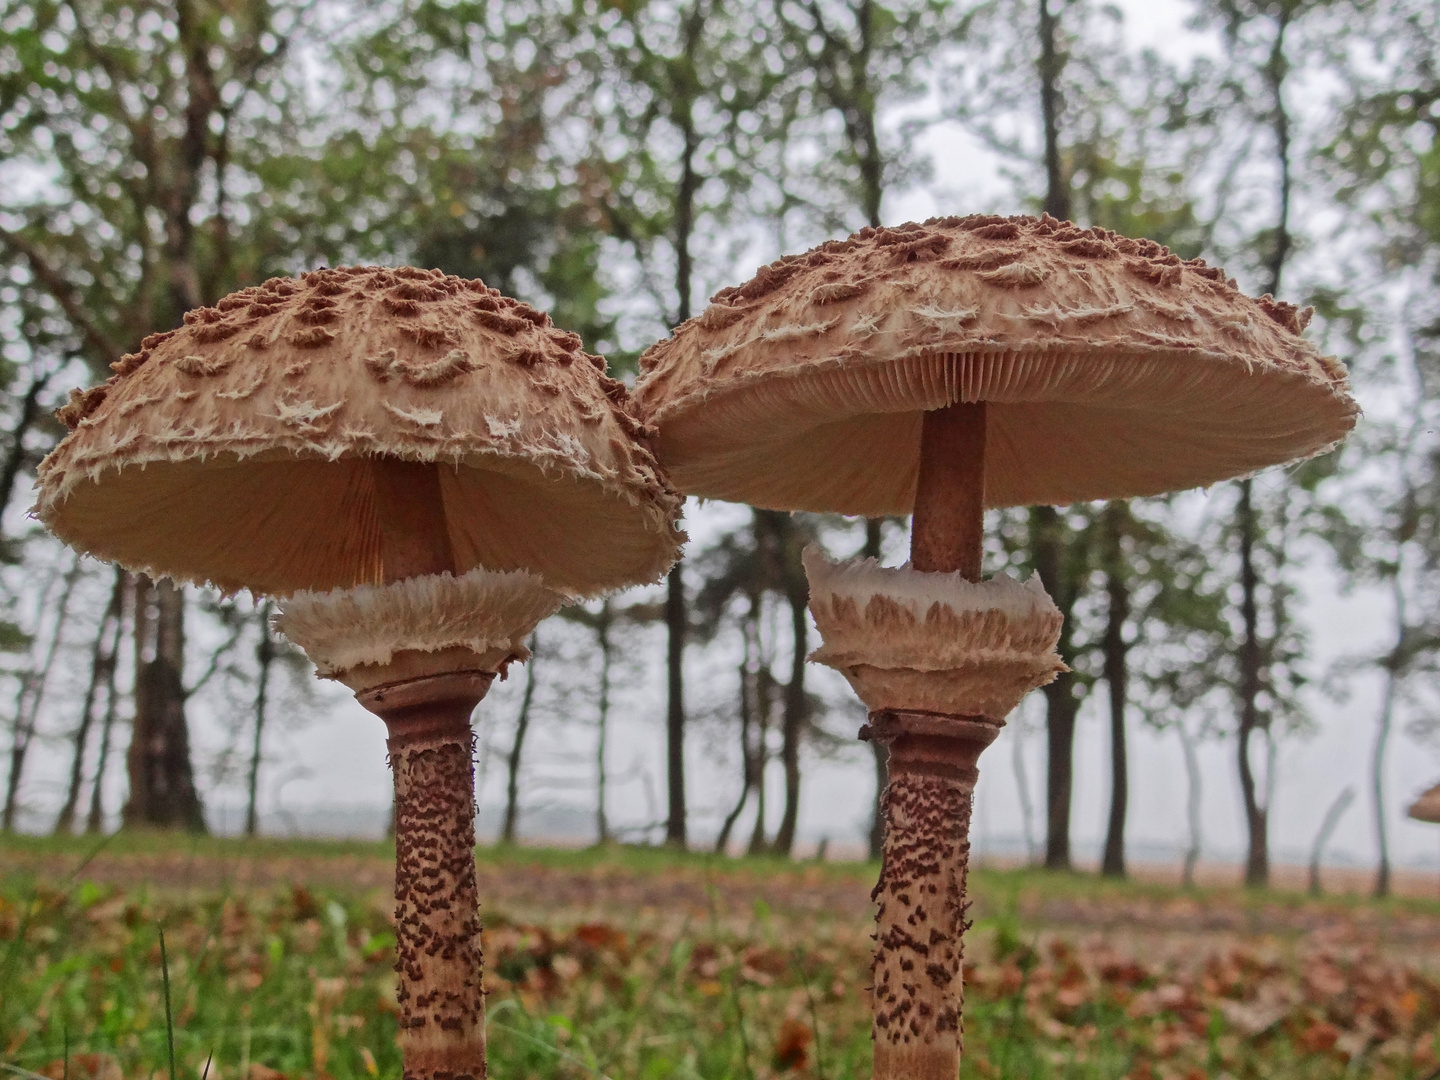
[773,1018,812,1071]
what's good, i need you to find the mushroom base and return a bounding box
[866,710,999,1080]
[356,667,495,1080]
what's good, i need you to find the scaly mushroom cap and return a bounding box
[1409,782,1440,824]
[37,266,683,597]
[635,214,1358,513]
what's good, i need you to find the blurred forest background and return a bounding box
[1,0,1438,894]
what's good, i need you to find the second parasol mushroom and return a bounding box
[37,265,683,1080]
[636,214,1357,1080]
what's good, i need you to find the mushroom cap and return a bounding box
[1409,782,1440,824]
[37,266,683,597]
[634,215,1358,513]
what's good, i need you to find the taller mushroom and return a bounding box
[36,265,683,1080]
[636,214,1357,1080]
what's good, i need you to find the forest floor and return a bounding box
[3,834,1440,1080]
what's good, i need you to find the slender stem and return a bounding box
[371,459,456,582]
[869,713,998,1080]
[911,403,986,580]
[864,401,992,1080]
[367,459,492,1080]
[368,677,492,1080]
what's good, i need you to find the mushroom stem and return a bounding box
[867,401,988,1080]
[369,461,490,1079]
[360,670,494,1080]
[866,710,999,1080]
[911,401,986,580]
[372,459,457,581]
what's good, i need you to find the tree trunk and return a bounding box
[1372,577,1403,898]
[1310,787,1354,897]
[1012,713,1038,863]
[1032,506,1079,870]
[86,576,129,835]
[1233,9,1294,892]
[1101,502,1129,879]
[54,567,126,834]
[3,557,83,831]
[1038,0,1071,223]
[501,637,538,845]
[715,663,754,855]
[717,603,761,855]
[1177,721,1201,888]
[864,518,888,861]
[124,576,206,831]
[1035,0,1081,874]
[245,602,274,838]
[1235,480,1268,888]
[772,520,809,857]
[663,565,687,848]
[595,601,612,844]
[747,667,773,856]
[662,1,705,853]
[853,0,882,230]
[849,13,890,860]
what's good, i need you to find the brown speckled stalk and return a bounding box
[865,710,999,1080]
[359,669,495,1080]
[911,401,986,579]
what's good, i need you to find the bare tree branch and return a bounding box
[0,228,122,369]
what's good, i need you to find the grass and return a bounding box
[2,835,1440,1079]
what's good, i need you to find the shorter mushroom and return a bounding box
[37,266,683,1080]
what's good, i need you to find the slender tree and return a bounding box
[53,568,126,834]
[502,634,540,845]
[1099,502,1131,878]
[85,578,130,834]
[1191,0,1346,887]
[2,554,83,830]
[125,577,205,830]
[245,602,275,838]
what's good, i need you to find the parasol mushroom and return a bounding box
[635,214,1357,1080]
[36,265,683,1080]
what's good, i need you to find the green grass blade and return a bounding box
[159,925,177,1080]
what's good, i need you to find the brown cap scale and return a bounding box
[636,214,1359,1080]
[36,266,685,1080]
[39,265,682,597]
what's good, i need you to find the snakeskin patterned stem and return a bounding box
[863,709,1001,1080]
[359,670,494,1080]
